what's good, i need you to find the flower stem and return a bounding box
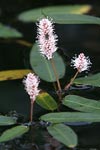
[50,58,62,92]
[50,58,62,101]
[64,70,79,90]
[30,100,34,123]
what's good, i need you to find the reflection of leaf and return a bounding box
[0,115,16,126]
[0,69,31,81]
[74,73,100,87]
[18,5,91,22]
[47,123,77,148]
[63,95,100,113]
[30,44,65,82]
[0,125,29,142]
[36,92,58,111]
[40,112,100,123]
[0,23,22,38]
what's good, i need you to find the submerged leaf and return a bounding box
[63,95,100,113]
[30,43,65,82]
[0,125,29,142]
[0,116,16,126]
[36,92,58,111]
[18,5,91,22]
[47,123,77,148]
[0,69,31,81]
[40,112,100,123]
[74,73,100,87]
[0,23,22,38]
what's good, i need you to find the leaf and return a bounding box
[0,115,16,126]
[36,92,58,111]
[0,125,29,142]
[30,43,65,82]
[48,14,100,24]
[47,123,77,148]
[63,95,100,113]
[0,69,31,81]
[0,23,22,38]
[18,5,91,22]
[40,112,100,123]
[73,73,100,87]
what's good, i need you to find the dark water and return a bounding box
[0,0,100,149]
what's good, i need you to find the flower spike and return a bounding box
[23,73,40,102]
[37,18,58,59]
[71,53,92,72]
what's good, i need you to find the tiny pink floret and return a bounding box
[23,73,40,102]
[37,18,58,59]
[71,53,92,72]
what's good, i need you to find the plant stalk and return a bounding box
[64,70,79,90]
[50,58,62,92]
[30,100,34,123]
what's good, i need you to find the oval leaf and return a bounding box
[63,95,100,113]
[74,73,100,87]
[0,125,29,142]
[18,5,91,22]
[36,92,58,111]
[47,123,77,148]
[0,23,22,38]
[0,69,31,81]
[0,115,16,126]
[30,44,65,82]
[40,112,100,123]
[48,14,100,25]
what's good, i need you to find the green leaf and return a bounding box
[74,73,100,87]
[47,123,77,148]
[0,116,16,126]
[18,5,91,22]
[48,14,100,24]
[30,43,65,82]
[63,95,100,113]
[40,112,100,123]
[0,23,22,38]
[36,92,58,111]
[0,125,29,142]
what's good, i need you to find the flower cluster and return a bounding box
[37,18,58,60]
[23,73,40,102]
[71,53,92,72]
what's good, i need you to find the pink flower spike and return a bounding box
[23,73,40,102]
[37,18,58,60]
[71,53,92,72]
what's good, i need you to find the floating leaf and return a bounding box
[18,5,91,22]
[0,125,29,142]
[36,92,58,111]
[30,44,65,82]
[73,73,100,87]
[63,95,100,113]
[0,23,22,38]
[40,112,100,123]
[47,123,77,148]
[48,14,100,24]
[0,69,31,81]
[0,115,16,126]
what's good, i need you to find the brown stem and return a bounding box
[50,58,62,92]
[64,70,79,90]
[30,100,34,123]
[15,40,33,47]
